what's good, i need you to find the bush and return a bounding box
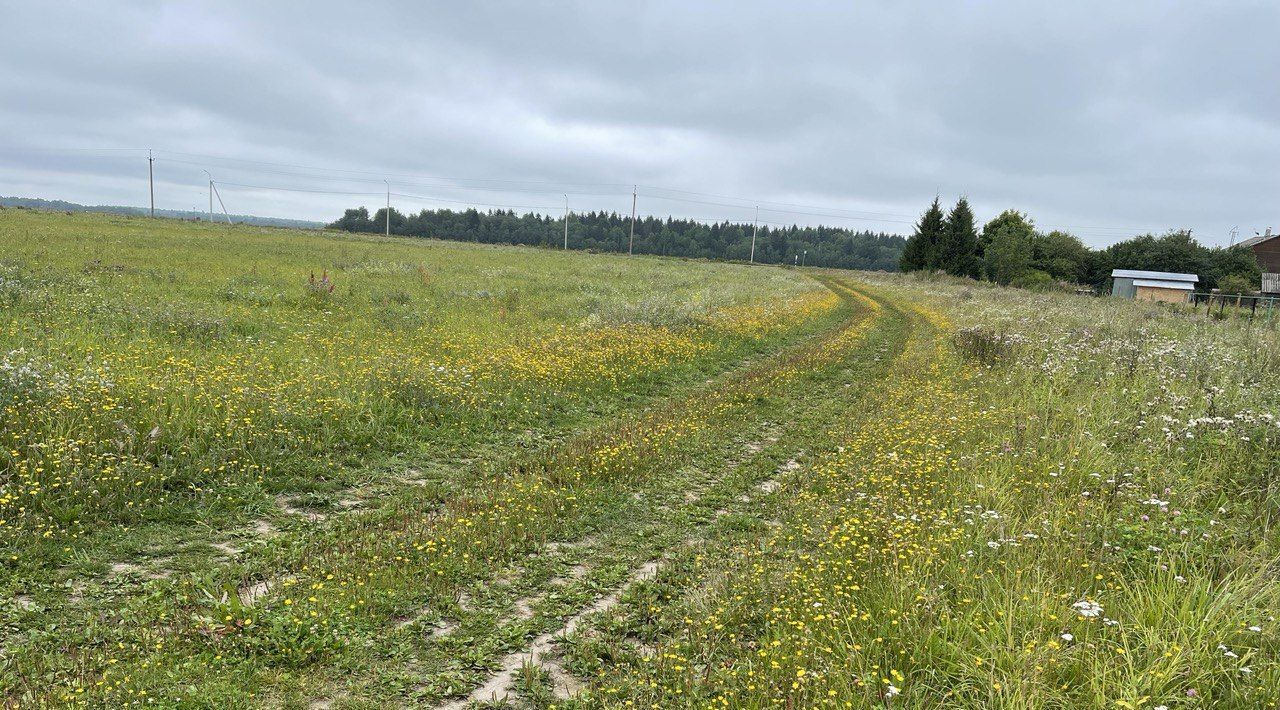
[1010,269,1056,291]
[1218,273,1257,296]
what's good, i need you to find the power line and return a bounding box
[220,181,567,213]
[639,192,917,226]
[18,146,150,153]
[201,166,1169,235]
[136,149,951,227]
[7,143,1179,239]
[1038,223,1163,234]
[217,181,384,197]
[158,157,632,197]
[391,191,562,212]
[639,184,920,221]
[151,149,633,191]
[199,176,1175,238]
[221,181,828,229]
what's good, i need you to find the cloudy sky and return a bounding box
[1,1,1277,245]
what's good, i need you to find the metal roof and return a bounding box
[1111,269,1198,282]
[1132,279,1194,291]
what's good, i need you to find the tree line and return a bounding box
[327,206,906,271]
[900,197,1260,292]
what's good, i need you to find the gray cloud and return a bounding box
[1,1,1277,245]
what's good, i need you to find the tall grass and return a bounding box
[582,273,1280,707]
[0,210,826,566]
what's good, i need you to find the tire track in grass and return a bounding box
[415,276,906,708]
[529,281,913,704]
[14,274,868,708]
[431,425,795,707]
[6,288,835,685]
[293,274,882,706]
[510,446,824,706]
[556,288,950,706]
[14,284,854,709]
[439,560,663,709]
[304,382,847,706]
[401,391,857,702]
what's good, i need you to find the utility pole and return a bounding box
[384,180,391,236]
[210,181,233,224]
[148,149,155,218]
[750,206,758,264]
[202,170,213,221]
[563,194,569,250]
[628,185,637,256]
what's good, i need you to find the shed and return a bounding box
[1110,269,1198,303]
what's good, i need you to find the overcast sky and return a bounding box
[1,1,1277,245]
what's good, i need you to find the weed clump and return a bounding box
[952,325,1022,365]
[590,296,708,329]
[304,270,337,308]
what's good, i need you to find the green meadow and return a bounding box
[1,210,1277,708]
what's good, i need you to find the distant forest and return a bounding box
[328,206,906,271]
[0,196,323,229]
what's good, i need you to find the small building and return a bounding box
[1236,228,1280,294]
[1110,269,1198,303]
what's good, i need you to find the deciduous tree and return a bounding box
[982,210,1036,285]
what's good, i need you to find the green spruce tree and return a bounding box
[899,197,945,272]
[938,197,981,278]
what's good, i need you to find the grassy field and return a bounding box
[1,210,1278,708]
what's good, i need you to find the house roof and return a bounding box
[1111,269,1199,282]
[1132,279,1194,291]
[1237,233,1278,249]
